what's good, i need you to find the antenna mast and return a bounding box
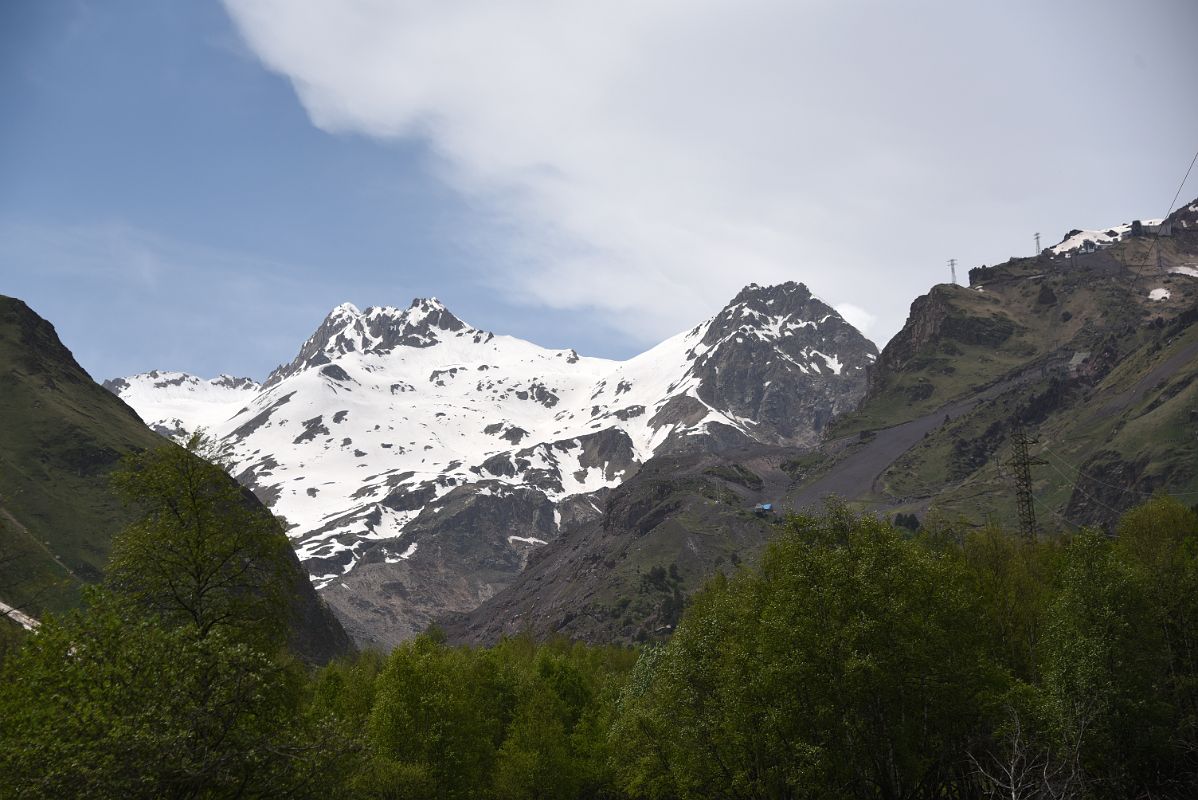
[1035,232,1041,253]
[949,258,957,285]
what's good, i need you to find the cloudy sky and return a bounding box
[3,0,1196,381]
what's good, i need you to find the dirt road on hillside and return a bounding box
[787,371,1041,512]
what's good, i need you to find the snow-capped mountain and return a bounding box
[109,282,877,645]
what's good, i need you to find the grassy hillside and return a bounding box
[820,218,1198,529]
[0,295,165,615]
[889,311,1198,529]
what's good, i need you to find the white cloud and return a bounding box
[834,304,876,336]
[221,0,1198,348]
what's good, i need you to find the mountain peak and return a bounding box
[702,280,855,350]
[398,296,466,335]
[410,296,446,311]
[264,297,480,387]
[729,281,813,307]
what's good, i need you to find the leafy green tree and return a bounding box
[364,635,506,799]
[0,440,351,798]
[107,438,293,645]
[1040,529,1173,797]
[1112,496,1198,787]
[613,507,1001,799]
[0,589,342,800]
[493,682,575,799]
[491,638,631,799]
[307,650,387,797]
[959,524,1060,683]
[313,633,633,799]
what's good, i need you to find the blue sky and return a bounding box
[1,0,619,378]
[3,0,1196,381]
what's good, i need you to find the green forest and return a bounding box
[2,444,1197,799]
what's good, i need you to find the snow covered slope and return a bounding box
[1051,218,1164,255]
[109,282,876,644]
[101,371,260,439]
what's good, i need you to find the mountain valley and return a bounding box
[11,198,1193,649]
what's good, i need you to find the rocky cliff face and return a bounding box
[865,288,953,395]
[689,282,876,445]
[264,298,486,388]
[440,444,798,646]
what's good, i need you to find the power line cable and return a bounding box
[1165,146,1198,220]
[1040,455,1129,519]
[1031,492,1080,532]
[1132,144,1198,282]
[1039,445,1198,499]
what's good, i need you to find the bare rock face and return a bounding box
[688,282,877,447]
[865,287,954,398]
[322,482,561,649]
[439,444,803,647]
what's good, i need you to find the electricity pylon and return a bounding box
[1005,424,1046,541]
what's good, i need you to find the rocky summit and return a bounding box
[108,282,877,646]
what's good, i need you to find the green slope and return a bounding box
[818,214,1198,530]
[0,295,165,615]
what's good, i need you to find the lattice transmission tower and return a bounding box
[1005,424,1046,541]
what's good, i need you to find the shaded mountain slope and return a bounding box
[441,444,799,645]
[0,295,166,614]
[0,296,350,663]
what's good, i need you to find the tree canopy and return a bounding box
[3,486,1198,798]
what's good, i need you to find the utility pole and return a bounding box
[1005,424,1046,541]
[1035,232,1041,253]
[949,258,957,285]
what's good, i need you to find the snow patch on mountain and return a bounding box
[1051,219,1163,255]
